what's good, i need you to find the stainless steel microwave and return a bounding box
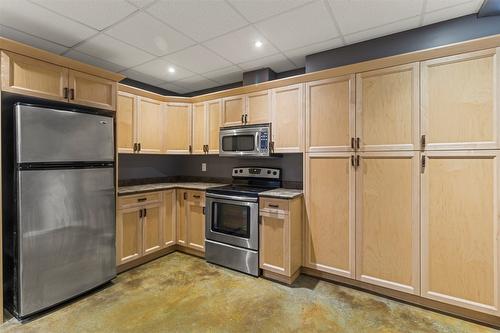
[219,123,271,157]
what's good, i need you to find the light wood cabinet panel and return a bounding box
[117,92,136,153]
[1,51,68,102]
[164,103,192,154]
[142,204,162,255]
[355,152,420,294]
[187,200,205,252]
[176,190,188,246]
[222,95,244,126]
[163,189,176,247]
[356,63,419,151]
[192,102,206,154]
[306,75,355,152]
[304,153,355,278]
[271,84,304,153]
[246,90,270,124]
[207,99,222,154]
[116,207,143,265]
[421,150,500,315]
[137,97,163,154]
[68,70,116,110]
[421,48,500,150]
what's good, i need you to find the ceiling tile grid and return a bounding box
[0,0,485,94]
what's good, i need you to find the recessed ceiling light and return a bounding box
[168,66,176,73]
[254,40,263,48]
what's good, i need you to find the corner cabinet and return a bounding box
[177,190,206,252]
[1,51,116,110]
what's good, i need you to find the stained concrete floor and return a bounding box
[1,252,498,333]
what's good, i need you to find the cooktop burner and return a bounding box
[207,184,273,197]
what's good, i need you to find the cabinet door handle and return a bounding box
[138,143,141,152]
[421,134,426,148]
[206,145,209,153]
[143,208,147,217]
[193,195,201,199]
[203,207,206,215]
[351,137,355,149]
[69,88,75,100]
[244,114,248,124]
[241,114,244,124]
[63,87,69,99]
[189,145,192,154]
[356,137,360,149]
[139,209,143,218]
[351,155,355,167]
[183,192,187,200]
[268,204,279,208]
[356,155,360,167]
[133,143,138,152]
[421,155,426,173]
[137,198,147,202]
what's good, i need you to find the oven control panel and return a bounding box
[232,167,280,179]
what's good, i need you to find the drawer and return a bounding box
[118,192,162,208]
[188,190,205,203]
[259,197,289,214]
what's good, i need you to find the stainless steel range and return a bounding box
[205,167,281,276]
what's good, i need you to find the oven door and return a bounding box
[219,125,269,157]
[205,194,259,250]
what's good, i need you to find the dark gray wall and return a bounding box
[118,153,303,183]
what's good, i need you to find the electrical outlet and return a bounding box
[201,163,207,172]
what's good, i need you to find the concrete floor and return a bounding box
[1,252,497,333]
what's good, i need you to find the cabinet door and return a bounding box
[164,103,192,154]
[192,102,207,154]
[246,90,270,124]
[272,84,304,153]
[421,48,500,150]
[187,191,206,252]
[117,92,137,153]
[116,207,142,265]
[176,190,188,246]
[163,189,176,247]
[68,70,116,110]
[137,97,162,154]
[260,210,289,275]
[421,150,500,315]
[1,51,68,102]
[207,99,222,154]
[142,203,163,255]
[304,153,355,278]
[356,63,419,151]
[356,152,419,294]
[306,75,355,152]
[222,95,244,126]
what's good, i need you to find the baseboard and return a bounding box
[175,245,205,258]
[117,245,177,273]
[262,269,301,285]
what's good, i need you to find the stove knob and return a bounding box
[272,171,277,175]
[267,170,271,174]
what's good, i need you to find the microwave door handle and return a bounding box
[255,132,260,153]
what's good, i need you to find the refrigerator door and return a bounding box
[17,167,115,317]
[16,104,114,163]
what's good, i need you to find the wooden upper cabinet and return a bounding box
[207,99,222,154]
[164,103,192,154]
[222,95,245,126]
[306,75,355,152]
[304,153,355,278]
[163,189,176,248]
[246,90,271,125]
[137,97,162,154]
[117,92,136,153]
[116,207,143,265]
[1,51,68,102]
[421,48,500,150]
[68,70,116,111]
[142,203,163,256]
[192,102,207,154]
[271,84,304,153]
[356,63,419,151]
[421,150,500,315]
[355,152,420,294]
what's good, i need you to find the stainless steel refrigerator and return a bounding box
[3,103,116,319]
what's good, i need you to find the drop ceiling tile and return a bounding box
[425,0,477,12]
[328,0,423,35]
[163,45,231,74]
[0,24,68,54]
[174,75,219,92]
[121,68,166,86]
[0,0,97,47]
[204,26,278,64]
[239,53,296,73]
[228,0,313,22]
[75,34,154,68]
[284,37,344,67]
[128,0,156,8]
[31,0,137,31]
[203,66,243,85]
[146,0,247,42]
[131,58,194,82]
[64,50,126,73]
[106,12,194,56]
[423,1,482,25]
[343,16,421,44]
[256,1,339,51]
[158,82,190,94]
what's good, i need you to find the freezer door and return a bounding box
[16,104,114,163]
[17,167,115,317]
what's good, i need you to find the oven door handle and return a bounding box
[206,193,258,202]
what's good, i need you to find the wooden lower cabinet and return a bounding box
[421,150,500,315]
[116,206,143,265]
[142,203,162,256]
[177,190,206,252]
[163,190,176,247]
[259,197,302,284]
[355,152,420,294]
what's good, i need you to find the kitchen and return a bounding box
[0,0,500,331]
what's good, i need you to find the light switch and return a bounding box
[201,163,207,172]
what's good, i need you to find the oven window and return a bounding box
[212,202,250,238]
[222,135,255,152]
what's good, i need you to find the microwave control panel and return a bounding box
[259,129,269,151]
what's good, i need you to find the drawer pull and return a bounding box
[268,204,279,208]
[193,195,201,199]
[137,198,147,202]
